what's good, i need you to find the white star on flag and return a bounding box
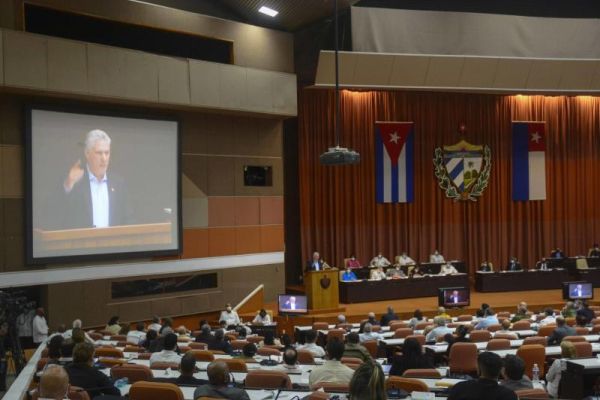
[389,132,400,144]
[531,132,541,143]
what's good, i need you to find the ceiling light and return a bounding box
[259,6,278,17]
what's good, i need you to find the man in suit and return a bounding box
[448,290,462,305]
[507,257,523,271]
[571,283,589,298]
[479,261,493,272]
[64,342,120,398]
[61,129,130,229]
[547,317,576,345]
[551,248,566,258]
[194,361,250,400]
[306,251,325,271]
[589,244,600,258]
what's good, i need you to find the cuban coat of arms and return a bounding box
[433,139,491,201]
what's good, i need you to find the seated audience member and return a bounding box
[547,316,576,346]
[480,303,490,312]
[194,361,250,400]
[219,303,241,328]
[589,243,600,258]
[39,365,70,400]
[497,320,518,339]
[280,333,293,349]
[126,322,146,345]
[63,319,91,343]
[252,309,271,325]
[337,314,347,326]
[479,261,494,272]
[309,339,354,389]
[426,317,453,343]
[239,343,258,361]
[440,262,459,275]
[430,249,445,263]
[551,247,566,258]
[436,307,451,320]
[538,308,557,326]
[277,348,301,373]
[576,301,595,325]
[346,255,361,269]
[119,323,130,335]
[46,324,66,343]
[349,360,386,400]
[61,328,86,358]
[448,352,517,400]
[366,312,378,326]
[506,257,523,272]
[397,252,416,266]
[546,340,576,398]
[208,329,233,355]
[386,265,406,279]
[148,315,162,333]
[380,306,399,326]
[341,267,359,282]
[65,342,120,398]
[511,302,529,323]
[159,317,174,336]
[389,337,434,376]
[344,332,371,362]
[141,329,160,352]
[46,335,65,368]
[408,309,426,329]
[501,355,533,391]
[359,323,382,342]
[171,352,207,386]
[445,325,470,357]
[297,329,326,357]
[410,265,426,277]
[149,333,181,366]
[475,308,499,330]
[104,316,121,335]
[370,253,391,268]
[195,324,214,346]
[370,266,387,280]
[260,330,281,347]
[561,301,577,318]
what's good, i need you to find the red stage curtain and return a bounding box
[298,89,600,274]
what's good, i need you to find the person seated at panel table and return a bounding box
[410,265,426,278]
[429,249,445,263]
[506,256,523,272]
[345,254,362,269]
[370,265,387,280]
[589,243,600,258]
[397,252,416,266]
[370,253,391,268]
[386,265,406,279]
[252,309,271,325]
[550,247,566,258]
[341,266,359,282]
[479,261,494,272]
[439,262,459,275]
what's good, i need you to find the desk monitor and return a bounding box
[278,294,308,314]
[563,281,593,300]
[439,287,470,308]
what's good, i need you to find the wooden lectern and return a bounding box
[304,269,339,311]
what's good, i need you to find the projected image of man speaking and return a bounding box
[62,129,130,229]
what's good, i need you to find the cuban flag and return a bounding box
[375,122,414,203]
[512,122,546,201]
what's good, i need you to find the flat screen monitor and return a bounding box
[438,287,470,308]
[26,106,181,264]
[278,294,308,314]
[563,281,593,300]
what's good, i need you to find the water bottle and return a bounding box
[114,377,129,389]
[532,363,540,383]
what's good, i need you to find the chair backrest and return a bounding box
[245,370,292,389]
[189,342,207,350]
[257,347,281,357]
[222,358,248,372]
[371,325,382,332]
[494,333,518,340]
[537,325,556,337]
[497,311,511,318]
[565,318,576,327]
[189,350,215,361]
[87,332,102,341]
[209,350,226,355]
[486,339,511,350]
[37,358,48,371]
[512,320,531,330]
[150,362,180,370]
[307,392,330,400]
[523,336,547,346]
[405,335,425,345]
[123,345,143,353]
[516,344,546,379]
[457,315,473,322]
[312,382,350,393]
[111,364,153,383]
[575,327,589,335]
[341,357,363,366]
[592,325,600,334]
[394,328,414,338]
[137,353,152,360]
[337,323,353,331]
[563,335,585,343]
[98,357,124,367]
[469,330,492,342]
[514,388,550,399]
[313,322,329,330]
[402,369,441,378]
[129,381,184,400]
[95,347,124,358]
[389,322,409,331]
[247,336,264,344]
[415,322,432,330]
[231,340,249,350]
[449,343,478,375]
[68,386,91,400]
[386,376,429,392]
[327,329,345,342]
[573,341,593,358]
[362,340,378,358]
[486,324,502,332]
[297,350,316,364]
[110,335,127,341]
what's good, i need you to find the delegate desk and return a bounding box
[475,269,569,292]
[339,274,469,303]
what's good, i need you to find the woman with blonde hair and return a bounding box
[546,340,577,398]
[349,360,387,399]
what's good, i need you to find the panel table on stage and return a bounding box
[347,260,467,279]
[474,269,569,292]
[339,273,469,303]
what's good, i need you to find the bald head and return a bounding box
[39,365,69,399]
[207,361,230,386]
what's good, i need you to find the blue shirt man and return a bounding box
[341,269,358,282]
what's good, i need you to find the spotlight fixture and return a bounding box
[258,6,278,17]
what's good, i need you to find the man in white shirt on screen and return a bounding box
[430,250,445,263]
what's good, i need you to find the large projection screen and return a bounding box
[26,106,181,264]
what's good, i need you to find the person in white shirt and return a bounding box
[370,254,391,268]
[386,265,407,279]
[425,317,453,343]
[276,348,302,373]
[46,324,66,344]
[38,365,69,400]
[538,308,557,326]
[33,308,49,345]
[430,250,445,263]
[149,333,181,366]
[370,266,387,280]
[439,263,459,275]
[252,309,271,325]
[546,340,577,398]
[17,309,35,349]
[359,323,382,342]
[309,339,354,389]
[397,252,416,266]
[148,316,162,333]
[127,322,147,345]
[219,304,241,328]
[63,319,94,344]
[296,329,326,358]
